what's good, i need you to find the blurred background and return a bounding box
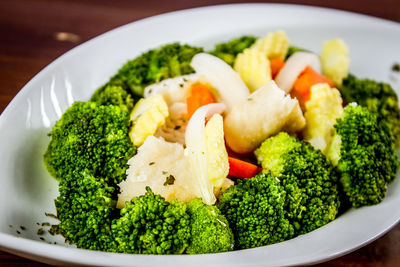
[0,0,399,266]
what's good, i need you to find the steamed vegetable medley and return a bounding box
[44,30,400,254]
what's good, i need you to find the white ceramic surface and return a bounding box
[0,3,399,266]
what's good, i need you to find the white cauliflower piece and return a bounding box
[224,81,305,154]
[144,74,200,144]
[154,102,188,144]
[117,136,199,208]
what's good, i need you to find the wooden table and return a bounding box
[1,0,399,266]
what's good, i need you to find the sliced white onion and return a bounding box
[275,52,321,93]
[191,53,250,111]
[185,103,226,205]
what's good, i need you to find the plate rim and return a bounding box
[1,3,400,266]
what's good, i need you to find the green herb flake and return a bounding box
[392,63,400,72]
[49,225,60,236]
[37,228,45,235]
[163,175,176,186]
[149,162,155,166]
[45,212,58,219]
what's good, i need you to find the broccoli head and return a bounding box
[255,132,340,235]
[186,198,234,254]
[56,171,118,251]
[341,74,400,146]
[90,84,135,113]
[111,187,191,254]
[209,36,257,66]
[217,173,294,249]
[43,102,136,188]
[108,43,203,97]
[326,104,398,207]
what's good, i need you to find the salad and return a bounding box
[43,30,400,254]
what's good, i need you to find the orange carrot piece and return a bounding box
[186,83,216,120]
[270,57,285,79]
[291,66,334,106]
[228,157,263,179]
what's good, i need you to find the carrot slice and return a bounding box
[228,157,262,179]
[186,83,216,120]
[270,57,285,79]
[290,66,334,107]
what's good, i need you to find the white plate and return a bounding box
[0,3,399,266]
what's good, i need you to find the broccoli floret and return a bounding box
[255,132,340,235]
[186,198,234,254]
[326,104,398,207]
[341,74,400,146]
[217,173,294,249]
[107,43,203,97]
[209,36,257,66]
[56,171,118,251]
[43,101,136,188]
[91,84,135,113]
[111,187,190,254]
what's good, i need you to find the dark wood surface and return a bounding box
[1,0,399,266]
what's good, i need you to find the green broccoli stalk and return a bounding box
[341,74,400,146]
[209,36,257,66]
[326,104,398,207]
[56,171,118,251]
[107,43,203,97]
[111,187,190,254]
[255,132,340,235]
[217,173,294,249]
[186,198,234,254]
[90,84,135,113]
[43,102,136,188]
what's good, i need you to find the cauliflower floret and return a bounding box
[224,81,305,154]
[118,136,200,208]
[303,83,343,153]
[118,131,232,208]
[144,74,200,144]
[144,74,199,104]
[154,102,187,144]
